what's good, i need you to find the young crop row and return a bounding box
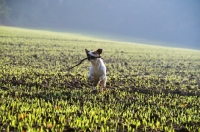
[0,26,200,131]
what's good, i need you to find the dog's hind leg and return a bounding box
[99,75,106,82]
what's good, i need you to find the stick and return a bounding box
[67,57,88,70]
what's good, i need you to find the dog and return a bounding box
[85,48,107,91]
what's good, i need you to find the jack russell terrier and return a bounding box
[85,48,107,91]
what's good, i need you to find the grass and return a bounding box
[0,26,200,132]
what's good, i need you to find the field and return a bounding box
[0,26,200,132]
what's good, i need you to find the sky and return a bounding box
[6,0,200,49]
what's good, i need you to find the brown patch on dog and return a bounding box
[96,49,102,55]
[85,48,102,55]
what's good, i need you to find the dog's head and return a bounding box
[85,48,102,61]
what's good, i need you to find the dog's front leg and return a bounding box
[99,75,107,91]
[88,73,96,90]
[89,76,97,90]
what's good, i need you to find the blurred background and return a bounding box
[0,0,200,49]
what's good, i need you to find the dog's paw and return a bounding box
[92,89,98,94]
[88,76,94,82]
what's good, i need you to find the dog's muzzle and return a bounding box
[87,54,100,61]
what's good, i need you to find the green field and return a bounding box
[0,26,200,132]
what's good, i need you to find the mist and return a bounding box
[2,0,200,49]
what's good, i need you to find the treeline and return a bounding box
[0,0,116,30]
[0,0,71,27]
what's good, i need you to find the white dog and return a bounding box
[85,48,107,91]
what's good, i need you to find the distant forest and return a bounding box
[0,0,66,27]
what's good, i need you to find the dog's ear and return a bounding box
[85,49,89,53]
[96,48,102,55]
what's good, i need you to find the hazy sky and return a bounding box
[7,0,200,49]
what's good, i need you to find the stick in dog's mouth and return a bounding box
[87,53,101,61]
[67,55,101,71]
